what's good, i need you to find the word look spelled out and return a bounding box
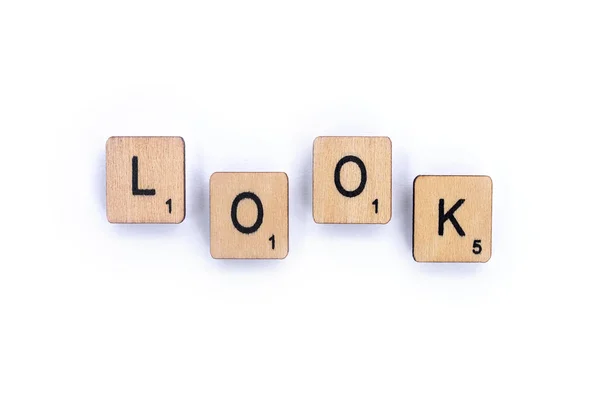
[106,136,493,262]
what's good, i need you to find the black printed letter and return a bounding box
[438,199,465,236]
[132,156,156,196]
[231,192,264,234]
[334,155,367,198]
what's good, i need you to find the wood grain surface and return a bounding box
[210,172,288,259]
[413,175,492,262]
[313,136,392,224]
[106,136,185,223]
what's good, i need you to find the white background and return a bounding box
[1,1,599,398]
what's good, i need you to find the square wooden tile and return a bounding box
[313,136,392,224]
[106,136,185,223]
[210,172,289,259]
[413,175,493,263]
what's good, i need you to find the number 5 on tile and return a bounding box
[412,175,493,263]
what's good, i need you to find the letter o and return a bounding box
[334,155,367,198]
[231,192,264,234]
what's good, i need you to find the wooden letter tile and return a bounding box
[313,136,392,224]
[106,136,185,223]
[210,172,289,259]
[413,175,492,262]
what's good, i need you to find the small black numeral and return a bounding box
[472,239,482,254]
[166,199,172,214]
[372,199,379,214]
[269,235,275,250]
